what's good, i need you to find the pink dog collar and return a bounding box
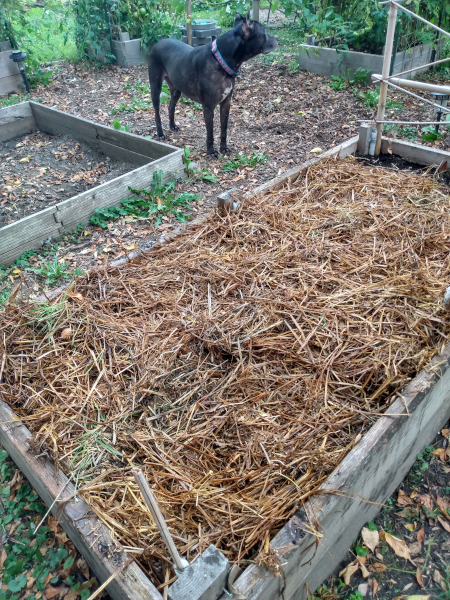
[212,39,239,77]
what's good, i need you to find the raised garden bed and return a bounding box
[1,136,450,600]
[0,101,185,266]
[298,39,444,84]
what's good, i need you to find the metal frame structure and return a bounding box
[372,0,450,155]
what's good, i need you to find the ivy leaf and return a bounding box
[64,556,75,570]
[80,590,91,600]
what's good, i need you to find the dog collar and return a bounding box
[212,39,240,77]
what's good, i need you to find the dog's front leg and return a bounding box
[202,105,216,156]
[219,93,233,155]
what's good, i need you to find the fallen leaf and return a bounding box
[63,594,78,600]
[408,542,422,557]
[385,532,411,560]
[433,569,447,590]
[398,490,414,506]
[26,575,35,589]
[432,448,449,462]
[310,147,322,153]
[76,558,90,580]
[69,293,84,301]
[417,526,425,543]
[416,567,424,588]
[403,584,413,592]
[373,579,379,596]
[416,495,433,512]
[442,429,450,437]
[438,161,448,173]
[387,145,393,154]
[45,587,68,600]
[405,596,430,600]
[60,328,72,340]
[404,523,417,532]
[357,556,370,578]
[358,583,369,597]
[0,550,6,569]
[339,560,360,585]
[436,496,450,517]
[438,516,450,532]
[361,527,379,552]
[19,155,30,162]
[370,562,387,573]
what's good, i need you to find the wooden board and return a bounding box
[0,400,163,600]
[0,101,36,141]
[99,140,152,166]
[30,102,176,160]
[223,343,450,600]
[380,137,450,171]
[0,207,59,255]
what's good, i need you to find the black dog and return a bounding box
[148,13,278,156]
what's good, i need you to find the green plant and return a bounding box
[288,59,299,74]
[222,151,269,172]
[384,124,417,140]
[112,117,130,132]
[184,147,195,175]
[0,94,30,108]
[348,591,363,600]
[90,170,201,228]
[199,168,218,183]
[422,125,446,142]
[31,256,83,286]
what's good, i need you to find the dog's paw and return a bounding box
[156,132,166,140]
[219,147,232,155]
[207,151,219,159]
[170,125,180,132]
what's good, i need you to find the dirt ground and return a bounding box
[315,426,450,600]
[0,131,134,227]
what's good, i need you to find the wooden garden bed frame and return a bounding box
[0,101,185,266]
[1,134,450,600]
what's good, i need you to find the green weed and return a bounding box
[112,117,130,132]
[199,169,217,183]
[384,124,417,140]
[222,151,269,172]
[111,95,152,114]
[30,256,83,286]
[0,94,30,108]
[90,170,201,229]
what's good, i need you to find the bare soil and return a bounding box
[0,130,134,228]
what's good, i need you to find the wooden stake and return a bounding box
[132,469,188,571]
[375,1,398,156]
[186,0,192,46]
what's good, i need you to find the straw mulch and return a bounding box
[1,156,449,585]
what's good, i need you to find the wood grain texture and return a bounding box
[222,343,450,600]
[0,207,59,254]
[98,140,152,166]
[0,101,36,141]
[30,102,178,160]
[0,72,26,96]
[380,138,450,170]
[0,399,163,600]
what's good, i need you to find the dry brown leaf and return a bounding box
[416,495,433,512]
[432,448,449,462]
[357,557,370,578]
[433,570,448,589]
[404,523,417,532]
[373,579,379,596]
[76,557,90,580]
[408,542,422,557]
[60,328,72,340]
[385,532,411,560]
[387,145,393,154]
[442,429,450,437]
[405,597,430,600]
[417,526,425,543]
[438,516,450,532]
[26,575,35,589]
[45,587,69,600]
[361,527,379,552]
[416,567,424,588]
[370,562,387,573]
[69,293,84,301]
[0,550,6,569]
[339,560,360,585]
[397,490,414,506]
[63,593,78,600]
[436,496,450,517]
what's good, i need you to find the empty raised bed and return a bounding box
[0,101,185,266]
[1,138,450,600]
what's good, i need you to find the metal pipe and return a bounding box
[358,119,450,125]
[186,0,192,46]
[372,73,450,95]
[375,77,450,113]
[375,1,398,155]
[379,0,450,40]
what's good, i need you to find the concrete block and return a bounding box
[357,123,373,156]
[112,38,146,67]
[168,545,229,600]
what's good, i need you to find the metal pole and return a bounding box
[375,1,398,155]
[186,0,192,46]
[132,469,188,572]
[374,77,450,113]
[372,73,450,95]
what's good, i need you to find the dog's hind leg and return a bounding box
[166,78,182,132]
[148,59,165,139]
[219,93,233,155]
[202,104,216,156]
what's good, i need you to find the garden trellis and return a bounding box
[369,0,450,155]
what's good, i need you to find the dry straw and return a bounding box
[1,156,449,586]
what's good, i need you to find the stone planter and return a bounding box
[298,38,444,83]
[180,20,222,47]
[112,32,148,67]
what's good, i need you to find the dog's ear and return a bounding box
[234,13,244,26]
[241,13,254,39]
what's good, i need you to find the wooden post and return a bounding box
[186,0,192,46]
[375,1,398,155]
[252,0,260,22]
[132,470,188,572]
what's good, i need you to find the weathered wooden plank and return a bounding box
[381,137,450,170]
[246,136,359,198]
[224,343,450,600]
[30,102,178,160]
[0,101,36,142]
[98,140,152,166]
[0,400,163,600]
[0,207,59,255]
[57,150,185,230]
[0,73,24,95]
[0,233,61,267]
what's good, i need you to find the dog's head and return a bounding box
[234,12,278,58]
